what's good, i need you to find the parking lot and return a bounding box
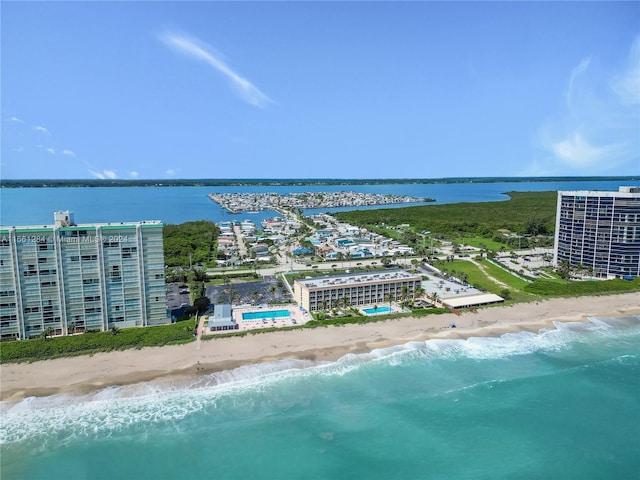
[494,250,554,277]
[205,276,292,306]
[166,283,192,310]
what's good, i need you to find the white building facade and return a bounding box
[0,212,168,340]
[553,187,640,278]
[294,270,422,312]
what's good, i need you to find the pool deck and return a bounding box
[359,302,405,316]
[202,304,312,335]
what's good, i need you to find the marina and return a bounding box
[208,191,428,214]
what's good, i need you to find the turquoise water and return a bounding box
[363,306,392,314]
[242,309,291,320]
[2,315,640,479]
[0,180,631,226]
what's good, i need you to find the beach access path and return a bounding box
[1,293,639,402]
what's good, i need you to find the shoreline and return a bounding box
[1,293,639,402]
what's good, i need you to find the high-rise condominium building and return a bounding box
[0,211,168,340]
[554,186,640,278]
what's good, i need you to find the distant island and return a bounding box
[1,176,639,188]
[208,191,432,213]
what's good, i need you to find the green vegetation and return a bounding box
[163,220,219,268]
[525,277,640,296]
[449,236,506,251]
[436,259,536,304]
[305,307,449,327]
[4,187,639,364]
[4,176,637,188]
[200,306,450,339]
[1,320,196,363]
[335,191,557,237]
[193,296,211,314]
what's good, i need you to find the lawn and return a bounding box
[439,259,505,293]
[1,319,197,364]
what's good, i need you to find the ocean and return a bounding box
[0,179,633,226]
[2,315,639,479]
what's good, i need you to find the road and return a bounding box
[233,223,248,258]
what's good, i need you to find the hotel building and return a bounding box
[0,211,169,340]
[294,269,422,312]
[554,187,640,278]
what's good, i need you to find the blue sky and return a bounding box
[2,1,639,180]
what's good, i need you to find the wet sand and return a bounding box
[1,293,639,401]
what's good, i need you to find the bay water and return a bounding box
[2,179,639,478]
[2,315,639,479]
[0,179,632,226]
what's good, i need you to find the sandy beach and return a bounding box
[1,293,638,402]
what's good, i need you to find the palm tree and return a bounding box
[251,291,260,305]
[344,251,352,267]
[230,289,241,305]
[400,286,409,307]
[40,326,54,340]
[340,296,350,311]
[429,292,440,306]
[384,293,393,310]
[413,286,425,303]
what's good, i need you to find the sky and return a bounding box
[1,1,639,180]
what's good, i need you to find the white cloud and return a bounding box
[89,169,118,180]
[160,32,274,108]
[34,125,51,135]
[8,116,25,123]
[47,148,56,155]
[130,171,139,178]
[551,133,627,168]
[62,149,76,157]
[531,38,640,175]
[566,56,591,108]
[165,168,177,177]
[610,35,640,106]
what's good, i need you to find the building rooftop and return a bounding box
[295,269,421,288]
[0,220,162,230]
[558,186,640,197]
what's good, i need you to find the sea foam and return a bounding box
[2,315,638,447]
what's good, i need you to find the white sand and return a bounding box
[1,293,638,401]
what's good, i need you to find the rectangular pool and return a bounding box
[242,309,291,321]
[362,306,392,315]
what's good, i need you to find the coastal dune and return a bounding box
[1,293,639,402]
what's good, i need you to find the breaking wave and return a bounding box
[2,315,638,447]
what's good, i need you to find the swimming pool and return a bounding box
[362,306,392,315]
[242,309,291,321]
